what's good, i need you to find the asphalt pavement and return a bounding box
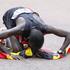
[0,0,70,70]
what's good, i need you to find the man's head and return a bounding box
[29,29,44,54]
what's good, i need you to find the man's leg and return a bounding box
[7,36,22,52]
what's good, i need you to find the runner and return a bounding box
[0,7,70,59]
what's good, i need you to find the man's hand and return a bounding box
[58,32,70,54]
[0,39,5,45]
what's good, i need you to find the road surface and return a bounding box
[0,0,70,70]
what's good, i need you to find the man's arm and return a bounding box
[44,25,70,52]
[0,25,23,39]
[0,17,25,39]
[44,25,69,37]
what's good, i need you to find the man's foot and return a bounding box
[57,49,66,56]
